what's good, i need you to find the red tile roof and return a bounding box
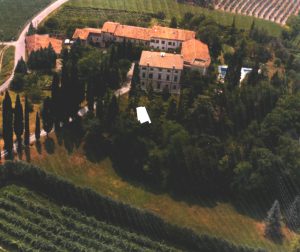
[102,21,120,34]
[150,25,195,41]
[25,34,63,54]
[139,51,183,70]
[181,39,211,68]
[72,28,102,40]
[114,24,151,41]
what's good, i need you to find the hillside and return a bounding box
[0,184,180,251]
[44,0,283,36]
[27,134,294,252]
[214,0,300,25]
[0,0,54,41]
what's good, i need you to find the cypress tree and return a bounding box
[96,97,104,120]
[2,91,13,157]
[166,98,177,120]
[13,94,24,148]
[106,95,119,129]
[169,17,178,28]
[87,82,95,112]
[24,96,30,146]
[35,112,41,141]
[286,196,300,231]
[264,200,283,240]
[15,57,28,75]
[42,97,54,136]
[51,72,60,127]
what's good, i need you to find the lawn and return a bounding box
[62,0,283,36]
[27,134,296,251]
[0,46,14,86]
[0,0,54,41]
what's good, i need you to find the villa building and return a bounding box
[70,21,211,93]
[139,51,183,94]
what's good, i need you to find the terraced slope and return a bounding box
[0,185,179,252]
[214,0,300,24]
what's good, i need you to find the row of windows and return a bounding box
[141,72,178,82]
[150,40,177,46]
[141,67,179,73]
[141,81,178,90]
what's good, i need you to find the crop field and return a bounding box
[0,46,14,85]
[29,135,296,251]
[60,0,283,36]
[0,184,179,252]
[0,0,54,41]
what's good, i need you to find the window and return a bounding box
[173,85,177,90]
[156,40,159,43]
[149,73,153,79]
[141,81,145,86]
[162,47,165,50]
[142,67,146,70]
[158,74,161,80]
[151,39,155,43]
[168,42,172,45]
[167,69,171,73]
[166,75,170,81]
[173,42,175,46]
[157,82,161,89]
[175,70,178,73]
[162,41,165,44]
[142,72,146,78]
[150,68,154,71]
[159,68,162,72]
[174,76,178,82]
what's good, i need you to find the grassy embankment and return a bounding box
[62,0,283,36]
[0,0,55,41]
[25,129,295,252]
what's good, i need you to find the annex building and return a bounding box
[25,34,63,55]
[72,21,211,94]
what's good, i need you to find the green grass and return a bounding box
[63,0,283,36]
[0,0,55,41]
[26,135,296,252]
[0,46,14,85]
[0,184,179,252]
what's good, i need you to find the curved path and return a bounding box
[0,0,69,93]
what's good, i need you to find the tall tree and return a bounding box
[106,95,119,129]
[51,72,61,127]
[13,95,24,148]
[42,97,54,136]
[2,91,13,158]
[15,57,28,75]
[170,17,178,28]
[87,82,95,112]
[225,40,247,90]
[264,200,283,240]
[35,112,41,141]
[166,98,177,120]
[24,96,30,146]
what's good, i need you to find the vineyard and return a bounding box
[0,184,180,252]
[214,0,300,25]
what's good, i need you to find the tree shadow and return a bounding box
[35,141,42,155]
[44,137,55,154]
[25,146,31,162]
[17,145,23,160]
